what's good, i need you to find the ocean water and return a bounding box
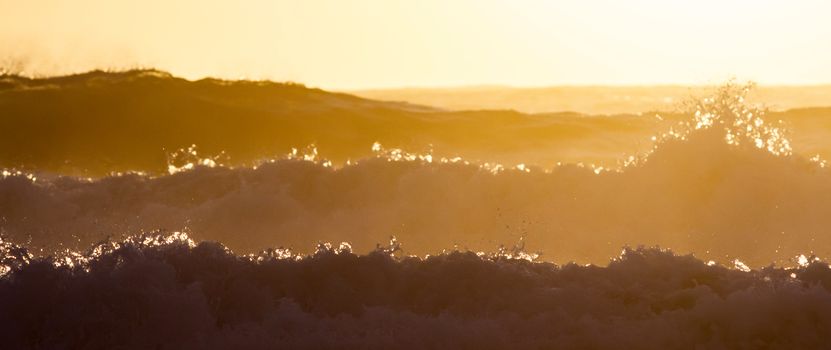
[3,72,831,348]
[3,234,831,348]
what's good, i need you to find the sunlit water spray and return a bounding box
[5,230,831,348]
[2,82,831,268]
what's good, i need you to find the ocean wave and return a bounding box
[2,85,830,266]
[2,234,831,349]
[3,78,831,266]
[0,69,737,175]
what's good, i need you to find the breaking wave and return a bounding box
[3,233,831,349]
[2,84,830,266]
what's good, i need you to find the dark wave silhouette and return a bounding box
[2,234,831,349]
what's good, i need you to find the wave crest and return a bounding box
[2,234,831,348]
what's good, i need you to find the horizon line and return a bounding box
[6,68,831,92]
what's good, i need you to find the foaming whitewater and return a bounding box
[3,233,831,349]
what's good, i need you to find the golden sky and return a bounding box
[1,0,829,89]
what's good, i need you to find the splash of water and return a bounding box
[688,82,792,156]
[166,144,228,175]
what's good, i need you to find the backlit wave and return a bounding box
[2,233,831,349]
[2,84,830,267]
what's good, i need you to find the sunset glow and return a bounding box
[2,0,830,88]
[3,1,831,348]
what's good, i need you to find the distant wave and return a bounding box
[0,69,717,175]
[3,70,831,175]
[353,84,831,114]
[2,233,831,349]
